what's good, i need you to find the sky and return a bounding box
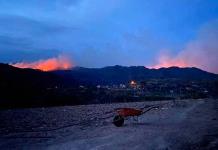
[0,0,218,73]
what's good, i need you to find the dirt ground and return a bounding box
[0,99,217,150]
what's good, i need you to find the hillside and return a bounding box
[53,65,218,85]
[0,63,218,108]
[0,63,78,108]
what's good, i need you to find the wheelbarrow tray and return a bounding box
[113,105,161,127]
[115,108,143,117]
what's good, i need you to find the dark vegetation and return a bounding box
[0,63,218,109]
[53,65,218,85]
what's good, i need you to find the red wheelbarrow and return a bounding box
[113,105,160,127]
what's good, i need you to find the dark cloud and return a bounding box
[0,15,79,62]
[0,49,60,63]
[0,35,60,63]
[0,15,77,37]
[0,35,32,50]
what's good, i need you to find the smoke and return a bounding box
[12,55,73,71]
[149,49,189,69]
[150,21,218,74]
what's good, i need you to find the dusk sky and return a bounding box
[0,0,218,73]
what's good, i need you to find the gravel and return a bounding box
[0,99,217,150]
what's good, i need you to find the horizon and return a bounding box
[3,62,217,75]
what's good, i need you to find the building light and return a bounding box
[130,80,136,85]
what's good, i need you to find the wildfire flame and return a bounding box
[148,21,218,74]
[149,54,190,69]
[12,55,73,71]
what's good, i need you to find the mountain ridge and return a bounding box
[0,63,218,108]
[1,63,217,83]
[52,65,218,85]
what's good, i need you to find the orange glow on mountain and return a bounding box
[12,55,73,71]
[148,54,191,69]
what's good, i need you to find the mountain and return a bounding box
[0,63,218,108]
[53,65,218,85]
[0,63,78,108]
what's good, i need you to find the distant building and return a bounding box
[119,84,126,88]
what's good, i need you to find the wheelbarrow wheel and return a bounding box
[113,115,124,127]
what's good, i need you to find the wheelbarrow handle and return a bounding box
[141,105,159,114]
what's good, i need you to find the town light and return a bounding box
[130,80,136,85]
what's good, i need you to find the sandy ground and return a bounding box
[0,99,217,150]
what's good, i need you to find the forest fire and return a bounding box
[12,55,73,71]
[148,54,190,69]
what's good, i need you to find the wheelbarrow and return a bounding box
[113,105,160,127]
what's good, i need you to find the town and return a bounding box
[70,79,217,104]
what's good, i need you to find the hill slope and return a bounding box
[53,65,218,85]
[0,63,218,108]
[0,63,78,108]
